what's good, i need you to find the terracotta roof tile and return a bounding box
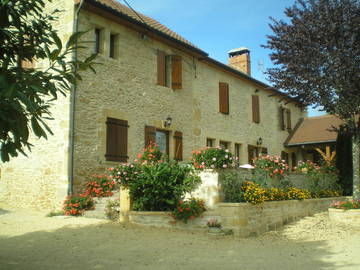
[285,115,344,146]
[92,0,199,49]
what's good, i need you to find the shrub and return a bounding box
[192,147,235,170]
[330,200,360,210]
[314,190,342,198]
[83,175,116,198]
[220,172,245,202]
[264,187,288,201]
[109,163,141,188]
[253,155,289,178]
[286,187,311,200]
[171,198,206,223]
[138,143,163,164]
[129,161,201,211]
[63,194,94,216]
[294,160,320,174]
[241,181,267,204]
[105,199,120,221]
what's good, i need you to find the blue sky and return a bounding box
[119,0,325,116]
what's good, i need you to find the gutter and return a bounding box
[286,140,337,147]
[68,0,85,195]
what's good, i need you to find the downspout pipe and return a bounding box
[68,0,84,195]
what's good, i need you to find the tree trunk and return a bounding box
[352,137,360,200]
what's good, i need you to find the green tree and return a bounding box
[264,0,360,198]
[0,0,97,162]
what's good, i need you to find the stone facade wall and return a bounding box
[0,0,75,210]
[72,8,305,191]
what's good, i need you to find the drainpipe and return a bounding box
[68,0,85,195]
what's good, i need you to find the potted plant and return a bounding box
[207,218,222,234]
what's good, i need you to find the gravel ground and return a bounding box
[0,206,360,270]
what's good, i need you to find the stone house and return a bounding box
[0,0,307,210]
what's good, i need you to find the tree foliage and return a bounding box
[264,0,360,198]
[0,0,97,162]
[264,0,360,137]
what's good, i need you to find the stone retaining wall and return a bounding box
[218,197,348,237]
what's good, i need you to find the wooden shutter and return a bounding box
[105,118,128,162]
[157,50,166,86]
[174,131,183,161]
[144,126,156,148]
[219,82,229,114]
[248,145,256,164]
[252,95,260,123]
[286,109,292,130]
[279,107,285,130]
[171,55,182,89]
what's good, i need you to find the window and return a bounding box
[219,82,229,114]
[280,107,292,131]
[234,143,241,164]
[252,95,260,123]
[206,138,215,147]
[219,140,229,150]
[248,145,267,164]
[109,33,118,58]
[105,118,128,162]
[144,126,169,156]
[281,151,289,165]
[95,28,102,54]
[157,50,182,89]
[291,152,297,169]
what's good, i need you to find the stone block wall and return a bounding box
[218,197,347,237]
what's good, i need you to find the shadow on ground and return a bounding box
[0,208,11,216]
[0,218,356,270]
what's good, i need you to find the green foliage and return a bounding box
[336,126,353,195]
[171,198,206,223]
[191,147,235,170]
[138,143,163,164]
[63,194,94,216]
[108,163,141,188]
[220,172,244,202]
[0,0,97,162]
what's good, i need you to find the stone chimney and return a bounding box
[228,47,251,76]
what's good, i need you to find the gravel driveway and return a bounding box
[1,206,360,270]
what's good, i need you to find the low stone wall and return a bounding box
[128,209,221,231]
[218,197,348,237]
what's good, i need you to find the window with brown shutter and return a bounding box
[279,107,286,130]
[144,126,156,148]
[291,152,297,169]
[157,50,166,86]
[281,151,289,165]
[174,131,183,161]
[105,118,128,162]
[171,55,182,89]
[219,82,229,114]
[248,145,258,164]
[206,138,215,147]
[252,95,260,123]
[286,109,292,130]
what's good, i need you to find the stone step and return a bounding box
[83,191,119,220]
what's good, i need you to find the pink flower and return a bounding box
[222,164,227,168]
[211,164,215,168]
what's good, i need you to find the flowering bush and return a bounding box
[207,218,221,228]
[330,200,360,210]
[315,190,341,198]
[171,198,206,223]
[192,147,235,170]
[241,181,267,204]
[138,143,163,163]
[254,155,289,178]
[63,194,94,216]
[105,199,120,221]
[108,163,141,188]
[294,160,320,173]
[264,187,288,201]
[83,175,116,197]
[286,187,311,200]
